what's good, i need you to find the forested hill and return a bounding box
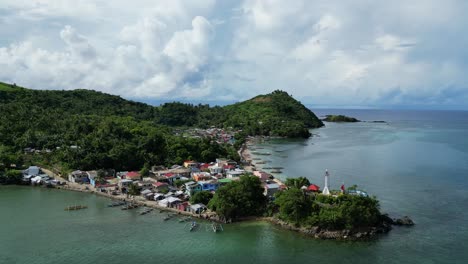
[0,82,322,172]
[223,90,323,137]
[0,82,156,120]
[0,82,323,137]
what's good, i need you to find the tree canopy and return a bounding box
[208,175,267,219]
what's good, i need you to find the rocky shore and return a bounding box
[266,214,414,240]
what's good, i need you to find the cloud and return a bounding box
[0,0,468,109]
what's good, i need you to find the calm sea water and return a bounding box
[1,109,468,264]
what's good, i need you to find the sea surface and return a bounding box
[1,109,468,264]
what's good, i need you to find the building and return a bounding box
[226,169,245,179]
[209,165,223,175]
[125,171,141,181]
[264,183,280,197]
[68,170,89,184]
[183,160,198,168]
[119,179,133,189]
[153,182,169,193]
[159,197,182,208]
[192,172,212,182]
[218,178,233,186]
[190,203,207,214]
[185,181,202,196]
[253,171,271,182]
[198,180,220,192]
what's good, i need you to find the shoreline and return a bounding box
[40,169,222,222]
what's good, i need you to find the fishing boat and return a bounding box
[139,208,153,215]
[211,222,223,233]
[107,201,125,207]
[163,214,172,221]
[64,205,88,211]
[179,216,192,223]
[189,221,197,232]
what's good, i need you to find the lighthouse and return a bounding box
[322,169,331,195]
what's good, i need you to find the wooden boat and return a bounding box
[139,208,153,215]
[108,201,125,207]
[163,214,172,221]
[179,216,192,223]
[64,205,88,211]
[189,221,197,232]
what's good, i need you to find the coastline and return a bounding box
[41,169,221,222]
[32,142,412,241]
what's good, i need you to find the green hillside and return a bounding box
[0,82,323,172]
[223,90,323,137]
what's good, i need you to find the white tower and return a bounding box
[322,169,330,195]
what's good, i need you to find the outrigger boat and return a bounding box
[121,203,139,210]
[179,216,192,223]
[163,214,172,221]
[107,201,126,207]
[189,221,197,232]
[64,205,88,211]
[211,222,223,233]
[139,208,153,215]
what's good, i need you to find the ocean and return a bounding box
[1,109,468,264]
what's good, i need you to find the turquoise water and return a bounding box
[2,110,468,263]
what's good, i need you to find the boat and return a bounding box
[139,208,153,215]
[189,221,197,232]
[211,222,223,233]
[271,170,282,174]
[163,214,172,221]
[179,216,192,223]
[64,205,88,211]
[107,201,125,207]
[121,203,139,210]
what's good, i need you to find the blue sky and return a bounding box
[1,0,467,109]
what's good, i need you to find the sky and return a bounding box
[1,0,467,109]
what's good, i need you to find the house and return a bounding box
[226,169,245,179]
[199,163,211,172]
[198,180,220,192]
[223,164,235,171]
[137,181,153,190]
[116,171,128,179]
[68,170,89,184]
[153,182,169,192]
[125,171,141,181]
[183,160,198,168]
[216,158,237,167]
[218,178,233,186]
[209,165,223,175]
[190,203,207,214]
[87,171,98,187]
[177,201,190,212]
[22,166,43,183]
[253,171,271,182]
[264,183,280,197]
[307,184,320,192]
[153,193,165,201]
[23,166,41,177]
[192,172,212,182]
[119,179,133,189]
[159,197,182,208]
[185,181,202,196]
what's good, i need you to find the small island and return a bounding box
[323,115,360,122]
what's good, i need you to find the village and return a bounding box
[20,156,300,220]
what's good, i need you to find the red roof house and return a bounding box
[125,171,141,180]
[307,184,320,192]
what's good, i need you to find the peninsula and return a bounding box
[0,81,411,240]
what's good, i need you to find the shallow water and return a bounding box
[2,109,468,264]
